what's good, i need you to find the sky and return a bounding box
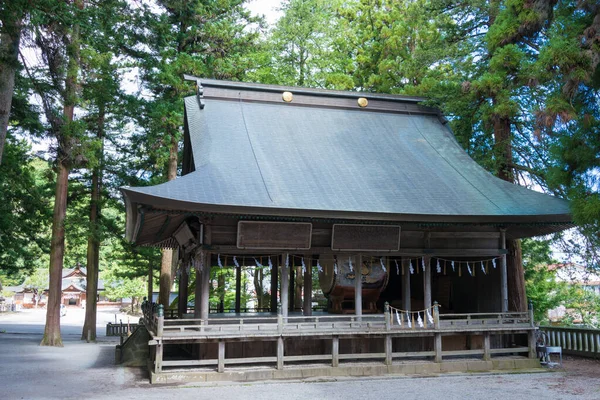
[247,0,283,25]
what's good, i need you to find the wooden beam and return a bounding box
[208,245,507,257]
[277,337,284,370]
[235,263,241,314]
[200,252,210,320]
[194,254,201,319]
[332,336,339,367]
[218,340,225,372]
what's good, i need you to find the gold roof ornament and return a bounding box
[358,97,368,107]
[282,91,293,102]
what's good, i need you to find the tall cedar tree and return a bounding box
[127,0,262,307]
[20,0,86,346]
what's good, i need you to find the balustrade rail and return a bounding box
[140,301,538,374]
[541,325,600,359]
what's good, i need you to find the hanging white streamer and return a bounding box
[427,309,434,325]
[217,254,223,268]
[421,257,426,271]
[349,257,353,272]
[467,262,472,276]
[417,312,424,328]
[334,261,338,274]
[481,261,486,275]
[395,259,400,275]
[233,256,240,268]
[380,258,387,273]
[406,311,412,328]
[395,309,401,326]
[451,260,455,272]
[436,259,441,274]
[317,259,323,273]
[492,258,497,269]
[254,257,263,268]
[409,260,415,275]
[268,257,273,269]
[301,257,306,273]
[285,254,289,269]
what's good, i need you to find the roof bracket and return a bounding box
[196,81,205,110]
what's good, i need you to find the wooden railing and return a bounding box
[541,325,600,359]
[141,301,538,374]
[106,321,140,337]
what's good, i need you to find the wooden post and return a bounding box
[484,332,491,361]
[303,254,312,316]
[384,302,391,331]
[177,265,188,318]
[277,336,284,370]
[200,252,211,320]
[355,255,362,321]
[148,263,153,305]
[385,335,392,366]
[194,253,201,318]
[528,330,537,359]
[423,256,432,311]
[434,333,442,363]
[289,259,295,312]
[235,262,241,313]
[270,257,278,313]
[155,340,163,373]
[402,258,411,311]
[332,336,339,367]
[218,340,225,372]
[500,229,509,312]
[433,301,440,329]
[280,254,289,320]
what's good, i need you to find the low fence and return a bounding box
[541,325,600,359]
[106,321,140,337]
[141,301,537,374]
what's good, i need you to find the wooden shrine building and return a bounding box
[120,78,573,383]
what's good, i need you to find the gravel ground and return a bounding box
[1,310,599,400]
[0,332,599,400]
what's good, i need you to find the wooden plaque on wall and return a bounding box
[331,224,401,251]
[237,221,312,249]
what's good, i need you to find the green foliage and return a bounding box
[0,138,52,275]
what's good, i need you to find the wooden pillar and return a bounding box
[270,257,278,313]
[423,256,432,311]
[355,254,362,320]
[303,255,312,316]
[200,252,211,320]
[483,332,491,361]
[235,261,241,313]
[277,336,284,370]
[434,333,442,363]
[289,259,295,312]
[402,258,411,311]
[528,330,537,359]
[147,263,153,304]
[194,253,201,319]
[332,336,339,367]
[385,335,392,366]
[500,229,509,312]
[177,266,188,318]
[280,254,289,320]
[218,340,225,372]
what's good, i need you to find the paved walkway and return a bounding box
[1,310,600,399]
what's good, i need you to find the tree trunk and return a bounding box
[0,11,23,165]
[41,161,69,347]
[82,109,104,341]
[41,0,82,346]
[158,133,179,308]
[493,113,526,312]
